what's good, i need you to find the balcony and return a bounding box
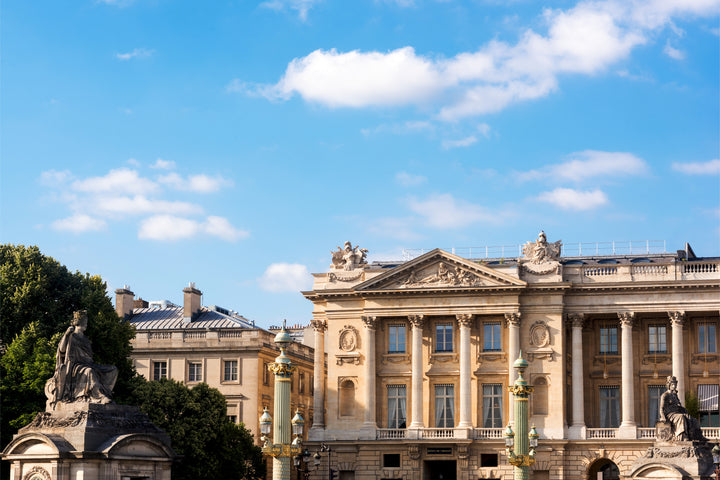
[585,427,720,440]
[376,427,504,440]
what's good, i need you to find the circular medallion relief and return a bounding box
[339,327,358,352]
[529,321,550,348]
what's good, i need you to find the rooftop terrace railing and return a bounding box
[402,240,667,261]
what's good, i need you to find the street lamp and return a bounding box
[504,352,538,480]
[711,443,720,480]
[260,322,303,480]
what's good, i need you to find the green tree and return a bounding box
[0,244,137,449]
[128,378,265,480]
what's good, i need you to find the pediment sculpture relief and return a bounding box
[520,230,562,275]
[400,262,486,288]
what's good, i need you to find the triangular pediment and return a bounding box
[356,249,526,291]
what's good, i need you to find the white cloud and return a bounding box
[663,40,686,60]
[407,194,497,228]
[72,168,157,195]
[672,159,720,175]
[477,123,492,138]
[259,0,321,21]
[127,158,141,167]
[246,0,719,119]
[116,48,154,61]
[258,263,313,292]
[151,158,176,170]
[361,120,434,136]
[138,215,248,242]
[51,214,107,233]
[519,150,649,182]
[158,173,233,193]
[94,195,203,217]
[442,135,478,149]
[537,187,609,210]
[395,171,427,187]
[39,169,73,186]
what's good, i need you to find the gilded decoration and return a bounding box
[268,362,295,376]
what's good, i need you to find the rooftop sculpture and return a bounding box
[330,241,368,271]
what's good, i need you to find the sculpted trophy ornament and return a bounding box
[520,230,562,275]
[44,310,118,410]
[328,241,368,282]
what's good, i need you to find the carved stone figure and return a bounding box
[522,230,562,264]
[659,375,706,442]
[45,311,118,410]
[331,241,368,271]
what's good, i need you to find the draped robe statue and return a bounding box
[659,375,706,442]
[45,311,118,409]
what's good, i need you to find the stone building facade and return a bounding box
[302,237,720,480]
[115,284,316,443]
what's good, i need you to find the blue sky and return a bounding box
[2,0,719,328]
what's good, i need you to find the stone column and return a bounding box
[310,319,326,436]
[505,312,521,426]
[457,314,474,428]
[618,312,637,437]
[362,315,378,429]
[669,311,686,406]
[567,313,586,439]
[409,314,425,429]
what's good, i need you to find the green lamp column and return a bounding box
[504,353,539,480]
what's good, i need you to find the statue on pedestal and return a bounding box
[659,375,706,442]
[44,310,118,410]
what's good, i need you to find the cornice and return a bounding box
[567,280,720,294]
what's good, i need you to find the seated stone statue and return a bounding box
[659,375,706,442]
[45,310,118,409]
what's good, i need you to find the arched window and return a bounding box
[533,377,548,416]
[588,459,620,480]
[339,379,356,417]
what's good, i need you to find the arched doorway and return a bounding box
[588,459,620,480]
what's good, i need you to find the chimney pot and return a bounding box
[114,287,135,319]
[183,283,202,322]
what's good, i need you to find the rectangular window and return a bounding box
[483,323,502,352]
[648,325,667,353]
[434,384,455,428]
[648,385,664,426]
[699,323,717,354]
[227,415,237,423]
[600,327,618,354]
[480,454,499,467]
[153,361,167,381]
[263,362,270,385]
[482,384,503,428]
[383,454,400,468]
[435,324,453,352]
[224,360,238,382]
[699,384,720,427]
[299,372,305,394]
[599,386,620,428]
[388,325,406,353]
[387,385,407,429]
[188,362,202,382]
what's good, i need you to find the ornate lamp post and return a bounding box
[260,323,304,480]
[504,353,539,480]
[711,443,720,480]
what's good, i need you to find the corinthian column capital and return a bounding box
[361,315,378,329]
[668,311,686,326]
[504,312,521,327]
[618,312,636,327]
[311,319,327,333]
[456,313,474,328]
[566,313,585,329]
[408,314,424,328]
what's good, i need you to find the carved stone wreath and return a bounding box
[23,467,51,480]
[339,326,359,352]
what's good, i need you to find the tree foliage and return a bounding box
[127,378,265,480]
[0,244,137,448]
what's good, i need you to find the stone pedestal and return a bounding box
[2,403,174,480]
[630,439,714,480]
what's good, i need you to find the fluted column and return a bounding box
[505,312,521,426]
[669,311,686,406]
[362,315,378,428]
[568,313,586,439]
[310,319,326,434]
[618,312,636,436]
[457,314,473,428]
[409,314,425,429]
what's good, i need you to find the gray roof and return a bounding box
[130,306,254,330]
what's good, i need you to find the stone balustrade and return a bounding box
[564,261,720,283]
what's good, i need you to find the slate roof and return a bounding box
[130,306,254,330]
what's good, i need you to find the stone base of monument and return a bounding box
[2,403,174,480]
[630,423,713,480]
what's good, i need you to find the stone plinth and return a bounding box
[2,403,174,480]
[630,441,714,480]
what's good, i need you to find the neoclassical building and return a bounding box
[302,236,720,480]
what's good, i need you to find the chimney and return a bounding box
[115,285,135,319]
[134,297,149,309]
[183,282,202,322]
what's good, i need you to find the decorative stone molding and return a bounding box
[519,230,562,275]
[456,313,474,328]
[477,352,507,364]
[504,312,521,327]
[618,311,636,327]
[566,313,585,329]
[430,353,459,363]
[408,314,425,328]
[23,466,51,480]
[328,270,364,283]
[668,311,686,326]
[529,321,551,348]
[401,262,487,288]
[311,319,327,333]
[408,444,421,460]
[339,326,359,352]
[361,315,378,330]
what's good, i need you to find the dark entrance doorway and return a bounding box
[588,459,620,480]
[426,460,456,480]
